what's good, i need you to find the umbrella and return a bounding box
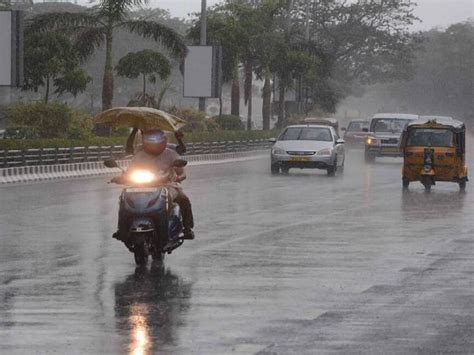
[94,107,186,132]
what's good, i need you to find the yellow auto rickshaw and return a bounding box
[400,116,468,191]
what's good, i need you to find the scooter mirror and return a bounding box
[104,159,119,168]
[173,159,188,168]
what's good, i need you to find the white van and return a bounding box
[364,113,418,163]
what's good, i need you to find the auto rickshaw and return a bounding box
[400,116,468,191]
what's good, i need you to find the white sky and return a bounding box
[71,0,474,30]
[150,0,473,30]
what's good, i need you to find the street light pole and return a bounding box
[199,0,207,113]
[305,0,311,42]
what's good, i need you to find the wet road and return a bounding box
[1,151,473,354]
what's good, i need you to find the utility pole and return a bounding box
[303,0,314,115]
[305,0,311,42]
[198,0,207,113]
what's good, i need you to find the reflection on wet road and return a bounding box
[114,265,192,355]
[0,151,473,354]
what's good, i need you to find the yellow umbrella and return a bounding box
[94,107,186,132]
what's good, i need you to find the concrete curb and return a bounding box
[0,150,268,185]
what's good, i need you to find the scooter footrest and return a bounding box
[163,238,184,253]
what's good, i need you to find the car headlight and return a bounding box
[316,148,332,156]
[272,147,286,155]
[130,170,156,184]
[366,137,377,145]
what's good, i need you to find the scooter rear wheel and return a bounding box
[402,177,410,188]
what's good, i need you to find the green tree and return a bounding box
[361,22,474,122]
[22,32,91,103]
[115,49,171,99]
[272,43,320,127]
[298,0,420,91]
[29,0,187,112]
[215,0,285,131]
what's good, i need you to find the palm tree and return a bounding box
[29,0,187,112]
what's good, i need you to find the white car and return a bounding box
[270,124,345,176]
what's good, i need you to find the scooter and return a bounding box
[104,159,187,265]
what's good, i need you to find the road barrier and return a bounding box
[0,150,269,184]
[0,139,271,168]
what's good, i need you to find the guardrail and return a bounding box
[0,150,269,184]
[0,139,272,168]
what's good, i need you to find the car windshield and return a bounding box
[371,119,411,133]
[407,128,454,147]
[279,127,333,142]
[347,121,369,132]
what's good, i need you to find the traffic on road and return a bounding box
[0,121,471,353]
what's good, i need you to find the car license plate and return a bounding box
[383,147,400,152]
[126,187,159,193]
[290,156,311,162]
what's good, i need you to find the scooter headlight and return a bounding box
[130,170,156,184]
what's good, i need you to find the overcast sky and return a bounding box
[148,0,473,30]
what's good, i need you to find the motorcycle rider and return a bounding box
[113,129,195,245]
[126,128,186,155]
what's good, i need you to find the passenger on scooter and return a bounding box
[125,128,186,155]
[113,129,195,244]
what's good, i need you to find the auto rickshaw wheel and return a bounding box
[271,163,280,175]
[459,180,467,191]
[402,178,410,188]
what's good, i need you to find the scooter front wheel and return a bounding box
[133,238,148,266]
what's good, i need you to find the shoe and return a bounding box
[182,229,195,240]
[112,231,120,240]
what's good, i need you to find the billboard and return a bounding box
[183,46,222,98]
[0,11,24,87]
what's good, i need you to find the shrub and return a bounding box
[6,101,93,139]
[211,115,244,130]
[0,130,278,150]
[4,126,40,139]
[169,107,207,132]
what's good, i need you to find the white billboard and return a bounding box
[0,11,23,87]
[183,46,221,98]
[0,12,12,86]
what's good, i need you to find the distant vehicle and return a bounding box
[303,117,339,135]
[270,124,345,176]
[342,120,370,148]
[400,116,468,191]
[364,113,419,163]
